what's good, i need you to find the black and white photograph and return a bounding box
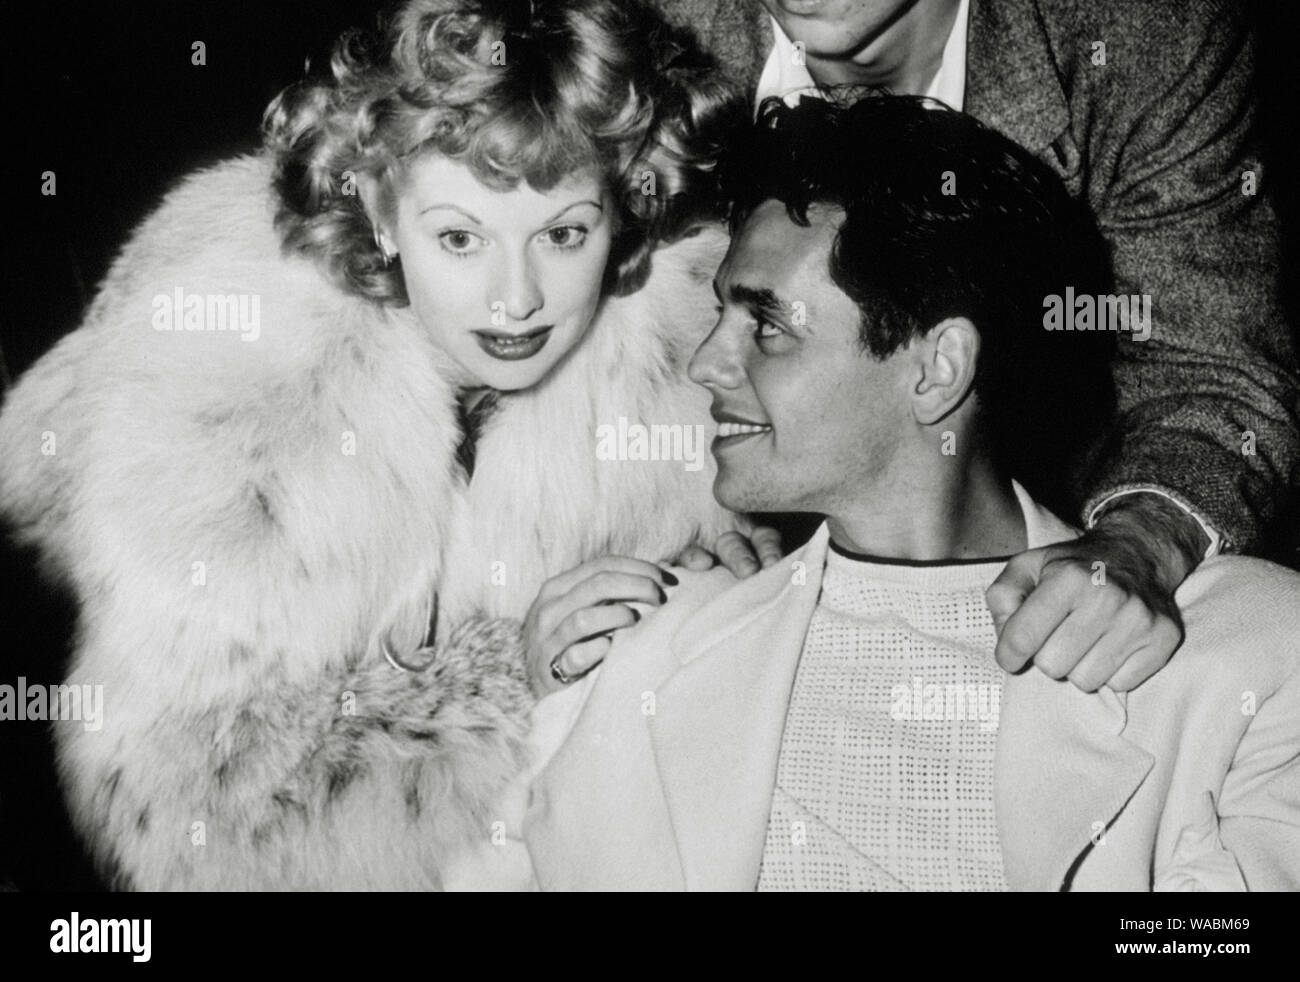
[0,0,1297,956]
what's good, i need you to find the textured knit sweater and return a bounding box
[757,542,1012,891]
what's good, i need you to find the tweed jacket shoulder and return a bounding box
[0,155,734,890]
[653,0,1300,552]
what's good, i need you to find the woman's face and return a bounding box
[383,155,615,392]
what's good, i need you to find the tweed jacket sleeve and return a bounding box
[1050,0,1298,552]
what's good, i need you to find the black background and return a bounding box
[0,1,1297,891]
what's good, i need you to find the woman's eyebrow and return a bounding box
[419,203,483,222]
[540,199,604,225]
[417,200,603,226]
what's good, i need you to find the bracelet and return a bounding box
[381,635,438,673]
[380,592,439,673]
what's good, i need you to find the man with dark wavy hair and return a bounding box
[522,96,1300,891]
[657,0,1300,701]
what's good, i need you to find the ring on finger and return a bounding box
[549,633,613,686]
[550,653,576,685]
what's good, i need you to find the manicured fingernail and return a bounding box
[631,608,641,623]
[656,585,667,603]
[661,570,679,586]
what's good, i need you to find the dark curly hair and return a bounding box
[722,93,1118,514]
[263,0,743,302]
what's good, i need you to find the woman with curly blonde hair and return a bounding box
[0,0,746,890]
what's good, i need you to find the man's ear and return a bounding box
[911,316,980,425]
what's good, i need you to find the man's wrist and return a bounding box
[1089,494,1208,590]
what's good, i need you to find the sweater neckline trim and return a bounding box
[828,538,1014,568]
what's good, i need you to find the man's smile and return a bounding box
[712,408,773,446]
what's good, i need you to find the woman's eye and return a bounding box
[754,319,783,340]
[544,225,587,249]
[438,230,483,254]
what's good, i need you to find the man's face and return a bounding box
[689,200,915,516]
[759,0,917,60]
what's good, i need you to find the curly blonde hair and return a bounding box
[263,0,742,302]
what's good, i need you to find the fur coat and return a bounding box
[0,155,735,890]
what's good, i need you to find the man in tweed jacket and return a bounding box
[658,0,1299,692]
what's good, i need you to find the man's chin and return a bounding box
[713,472,785,517]
[767,2,893,60]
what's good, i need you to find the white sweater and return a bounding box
[758,543,1011,891]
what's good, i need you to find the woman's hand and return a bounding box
[676,527,784,577]
[525,557,675,698]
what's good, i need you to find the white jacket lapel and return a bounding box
[647,526,830,890]
[997,482,1156,889]
[996,672,1155,890]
